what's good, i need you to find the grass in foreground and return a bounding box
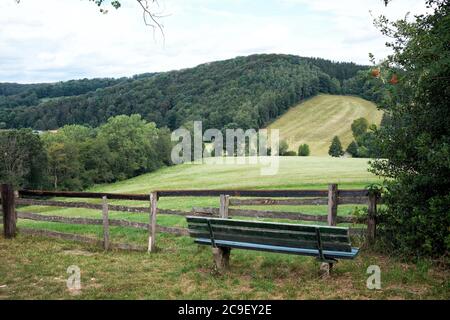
[0,233,448,300]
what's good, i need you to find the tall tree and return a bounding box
[0,129,48,188]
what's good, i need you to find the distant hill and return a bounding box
[0,54,367,130]
[267,94,383,156]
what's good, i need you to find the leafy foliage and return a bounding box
[347,118,381,158]
[346,141,358,157]
[342,69,390,103]
[370,0,450,258]
[0,129,48,188]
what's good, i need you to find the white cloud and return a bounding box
[0,0,429,83]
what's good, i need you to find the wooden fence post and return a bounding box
[214,194,231,271]
[102,196,110,251]
[219,194,230,218]
[327,184,338,226]
[321,184,338,277]
[148,192,157,253]
[1,184,16,238]
[367,192,378,245]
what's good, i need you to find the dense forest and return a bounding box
[0,73,157,125]
[0,54,368,131]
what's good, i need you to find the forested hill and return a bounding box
[1,54,367,130]
[0,73,156,110]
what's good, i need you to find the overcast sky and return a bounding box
[0,0,429,83]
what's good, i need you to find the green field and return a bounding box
[88,156,381,212]
[1,157,448,300]
[91,156,379,193]
[15,156,380,228]
[267,94,383,156]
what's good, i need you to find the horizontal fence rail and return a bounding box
[1,184,380,252]
[18,189,370,199]
[156,189,369,198]
[17,212,189,236]
[228,198,329,206]
[16,198,191,216]
[228,197,376,206]
[18,190,150,201]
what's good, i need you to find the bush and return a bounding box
[351,117,369,138]
[376,180,450,258]
[283,151,297,156]
[298,144,310,156]
[279,140,290,156]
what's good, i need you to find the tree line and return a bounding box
[0,115,172,190]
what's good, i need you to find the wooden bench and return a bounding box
[186,216,359,274]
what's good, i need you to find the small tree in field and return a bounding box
[298,144,310,156]
[351,118,369,138]
[279,140,289,156]
[328,136,344,157]
[346,141,359,157]
[283,150,297,156]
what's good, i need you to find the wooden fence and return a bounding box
[0,183,380,252]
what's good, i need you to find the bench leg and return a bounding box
[212,247,231,272]
[319,262,334,278]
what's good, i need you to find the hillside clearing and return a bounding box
[267,95,383,156]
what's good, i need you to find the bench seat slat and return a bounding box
[189,230,352,252]
[187,216,349,235]
[194,238,359,260]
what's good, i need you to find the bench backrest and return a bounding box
[186,216,352,252]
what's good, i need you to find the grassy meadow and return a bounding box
[1,157,448,299]
[1,234,448,300]
[267,95,383,156]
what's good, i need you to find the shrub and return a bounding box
[328,136,344,157]
[298,144,310,156]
